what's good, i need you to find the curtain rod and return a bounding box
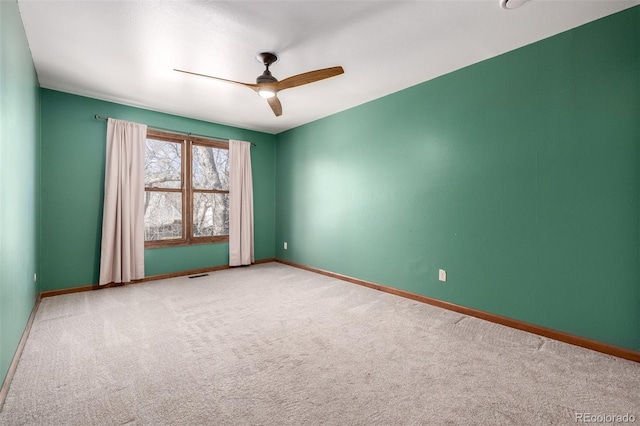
[93,115,256,146]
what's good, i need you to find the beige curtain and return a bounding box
[99,118,147,285]
[229,140,254,266]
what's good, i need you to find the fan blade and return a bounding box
[267,96,282,117]
[276,66,344,91]
[174,69,258,91]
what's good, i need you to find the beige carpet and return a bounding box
[0,262,638,425]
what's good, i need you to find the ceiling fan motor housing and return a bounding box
[257,70,278,84]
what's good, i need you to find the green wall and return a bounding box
[0,0,40,388]
[275,7,640,351]
[40,89,276,291]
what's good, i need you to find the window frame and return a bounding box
[144,130,230,248]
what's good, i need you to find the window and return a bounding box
[144,130,229,247]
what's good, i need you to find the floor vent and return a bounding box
[188,274,209,279]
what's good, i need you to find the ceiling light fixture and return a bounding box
[257,87,277,99]
[500,0,533,10]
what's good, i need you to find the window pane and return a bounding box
[192,145,229,191]
[145,138,181,189]
[193,193,229,237]
[144,191,183,240]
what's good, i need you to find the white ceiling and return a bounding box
[18,0,639,135]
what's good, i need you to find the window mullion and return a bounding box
[144,187,182,193]
[192,189,229,194]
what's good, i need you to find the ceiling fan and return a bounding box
[174,52,344,117]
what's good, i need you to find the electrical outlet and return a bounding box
[34,273,37,282]
[438,269,447,282]
[284,242,288,250]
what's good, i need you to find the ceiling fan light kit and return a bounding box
[175,52,344,117]
[258,87,277,99]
